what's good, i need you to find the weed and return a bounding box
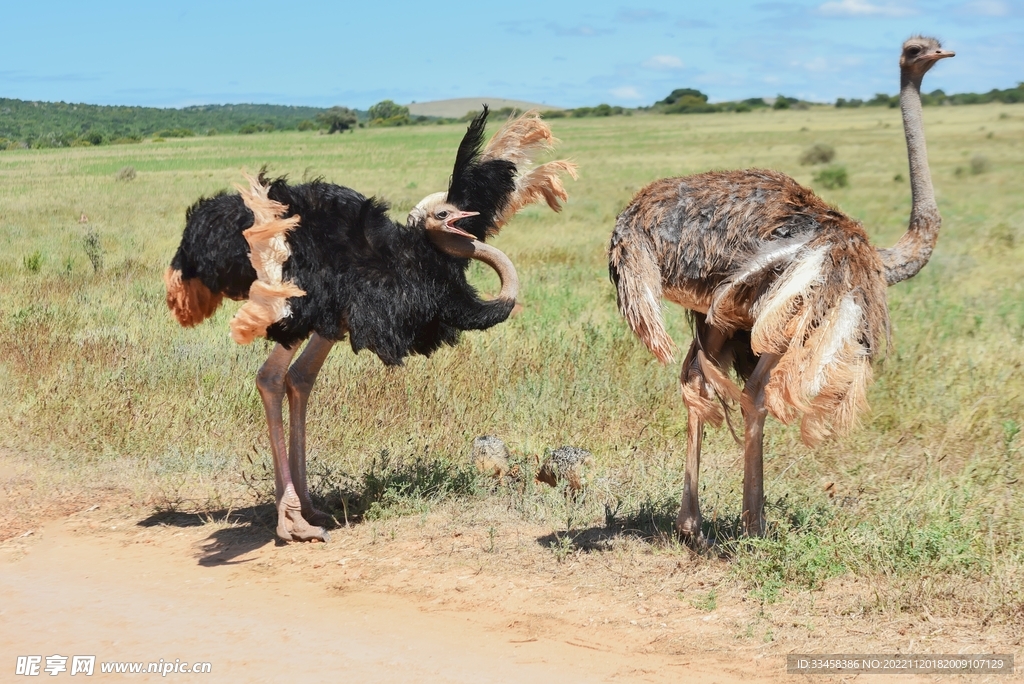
[799,143,835,165]
[690,589,718,612]
[970,154,991,174]
[812,164,848,189]
[23,251,43,273]
[115,165,137,182]
[549,533,575,563]
[82,228,103,273]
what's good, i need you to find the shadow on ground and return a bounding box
[138,505,284,566]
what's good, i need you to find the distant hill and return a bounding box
[406,98,564,119]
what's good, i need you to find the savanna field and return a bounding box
[2,104,1023,648]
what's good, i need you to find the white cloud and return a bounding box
[958,0,1011,16]
[818,0,915,17]
[642,55,685,71]
[611,86,643,100]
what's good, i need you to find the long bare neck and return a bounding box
[428,233,519,302]
[877,69,941,286]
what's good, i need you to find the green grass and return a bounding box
[2,104,1023,623]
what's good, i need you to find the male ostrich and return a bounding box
[165,108,576,542]
[609,37,953,542]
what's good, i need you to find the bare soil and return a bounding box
[1,454,1019,683]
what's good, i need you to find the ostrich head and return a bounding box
[409,190,520,304]
[900,36,954,78]
[407,191,480,239]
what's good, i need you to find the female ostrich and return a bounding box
[609,37,953,542]
[165,108,576,542]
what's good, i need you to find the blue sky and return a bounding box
[1,1,1019,109]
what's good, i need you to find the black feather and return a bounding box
[170,177,514,363]
[446,107,518,240]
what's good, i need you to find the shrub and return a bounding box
[970,154,990,175]
[23,251,43,273]
[156,128,195,138]
[813,165,849,189]
[83,228,103,273]
[315,107,357,133]
[799,143,836,165]
[115,166,137,182]
[368,100,409,122]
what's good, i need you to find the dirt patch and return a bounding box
[1,451,1019,682]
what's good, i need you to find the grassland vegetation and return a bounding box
[1,104,1022,629]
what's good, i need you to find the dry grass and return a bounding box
[1,103,1023,630]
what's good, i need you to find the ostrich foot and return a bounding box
[276,489,330,543]
[676,514,711,550]
[300,505,333,528]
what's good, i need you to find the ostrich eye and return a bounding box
[906,46,922,57]
[436,210,449,219]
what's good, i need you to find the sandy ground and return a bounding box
[2,511,761,684]
[1,453,1019,683]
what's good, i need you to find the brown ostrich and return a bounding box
[608,37,953,542]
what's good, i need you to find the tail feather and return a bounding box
[749,231,889,446]
[164,267,224,327]
[481,111,578,236]
[609,224,675,364]
[492,160,578,231]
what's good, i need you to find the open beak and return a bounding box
[442,210,479,240]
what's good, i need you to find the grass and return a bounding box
[1,103,1023,626]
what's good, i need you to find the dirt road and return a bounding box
[1,511,764,683]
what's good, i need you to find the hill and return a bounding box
[406,98,564,118]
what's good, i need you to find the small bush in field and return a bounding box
[83,228,103,273]
[115,165,136,182]
[799,143,836,165]
[813,164,848,189]
[970,154,990,175]
[23,251,43,273]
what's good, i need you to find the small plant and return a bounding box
[83,228,104,273]
[23,251,43,273]
[549,533,575,563]
[689,589,718,612]
[893,173,904,182]
[988,222,1016,248]
[813,165,848,189]
[115,165,136,182]
[970,154,990,175]
[62,255,75,275]
[800,143,836,165]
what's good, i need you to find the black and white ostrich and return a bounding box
[165,108,576,542]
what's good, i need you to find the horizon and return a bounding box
[1,1,1020,110]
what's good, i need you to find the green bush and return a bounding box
[813,164,849,189]
[315,107,357,133]
[23,251,43,273]
[799,143,836,165]
[156,128,195,138]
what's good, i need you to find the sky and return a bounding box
[0,0,1020,109]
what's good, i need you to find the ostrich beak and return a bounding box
[924,49,955,62]
[442,210,480,240]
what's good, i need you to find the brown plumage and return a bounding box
[608,37,953,541]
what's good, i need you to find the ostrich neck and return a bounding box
[428,232,520,303]
[878,70,941,286]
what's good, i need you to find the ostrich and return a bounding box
[608,37,953,542]
[165,108,576,542]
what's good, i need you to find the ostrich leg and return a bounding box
[676,326,729,545]
[739,353,780,536]
[256,343,328,542]
[285,333,336,528]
